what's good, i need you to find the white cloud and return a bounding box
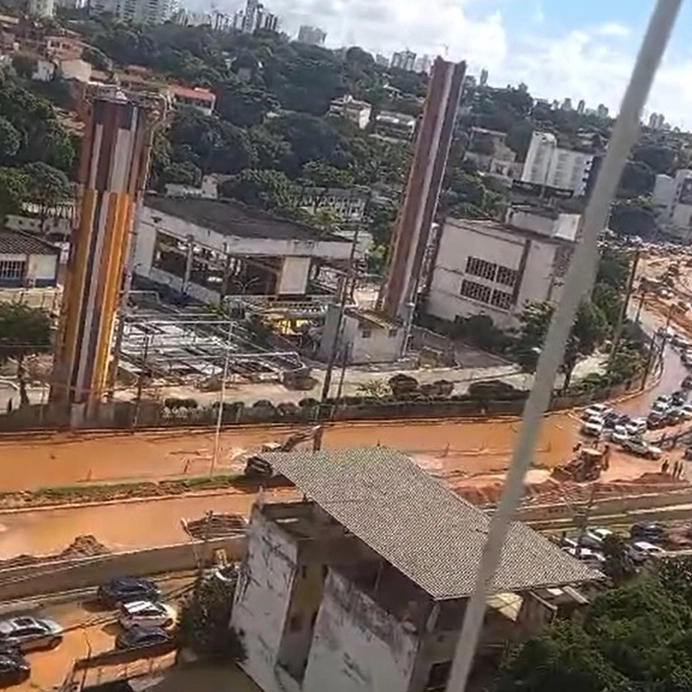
[595,22,631,38]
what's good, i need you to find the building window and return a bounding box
[490,289,513,310]
[460,279,492,304]
[425,661,452,691]
[361,329,372,339]
[496,265,518,287]
[0,260,25,282]
[466,256,497,281]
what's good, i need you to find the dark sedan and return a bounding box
[0,649,29,687]
[96,577,160,608]
[115,625,173,651]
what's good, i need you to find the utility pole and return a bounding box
[132,333,151,429]
[210,317,233,477]
[320,228,359,403]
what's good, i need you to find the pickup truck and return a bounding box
[621,438,662,460]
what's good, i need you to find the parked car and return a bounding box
[621,438,662,460]
[0,617,63,652]
[630,522,665,543]
[665,408,685,425]
[586,527,614,546]
[647,412,666,429]
[610,425,629,444]
[628,541,665,562]
[602,411,621,429]
[672,390,688,406]
[562,546,605,569]
[581,419,604,438]
[625,418,647,436]
[114,625,173,651]
[118,601,176,630]
[582,404,612,420]
[0,649,30,687]
[652,398,671,415]
[97,577,160,608]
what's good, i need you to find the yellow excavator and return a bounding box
[243,425,324,480]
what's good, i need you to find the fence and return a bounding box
[0,371,649,433]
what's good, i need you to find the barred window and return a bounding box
[460,279,492,304]
[0,260,25,281]
[490,289,513,310]
[496,265,519,287]
[465,256,497,281]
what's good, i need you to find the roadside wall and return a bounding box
[0,372,649,432]
[0,535,246,602]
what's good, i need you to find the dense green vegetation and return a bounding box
[497,558,692,692]
[0,70,74,223]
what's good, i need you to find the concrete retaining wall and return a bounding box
[0,535,247,602]
[516,487,692,525]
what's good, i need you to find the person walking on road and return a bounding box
[662,458,670,475]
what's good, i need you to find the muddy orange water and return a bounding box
[0,318,685,558]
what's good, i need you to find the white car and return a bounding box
[581,420,604,438]
[586,527,613,545]
[625,418,647,436]
[118,601,177,630]
[652,400,670,415]
[583,403,612,420]
[621,438,662,459]
[628,541,665,561]
[610,425,629,444]
[563,546,606,568]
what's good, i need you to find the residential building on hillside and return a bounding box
[90,0,175,25]
[132,196,352,303]
[374,110,417,140]
[521,131,595,196]
[426,206,580,329]
[299,187,368,222]
[464,127,521,184]
[297,25,326,46]
[653,169,692,242]
[0,231,59,288]
[328,94,372,129]
[232,447,599,692]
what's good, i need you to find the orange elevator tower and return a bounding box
[51,87,165,420]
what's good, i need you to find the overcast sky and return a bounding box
[209,0,692,128]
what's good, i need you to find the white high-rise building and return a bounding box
[297,25,327,46]
[521,131,595,197]
[28,0,54,18]
[391,50,417,72]
[91,0,175,24]
[653,169,692,242]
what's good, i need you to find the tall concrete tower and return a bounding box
[51,87,166,421]
[379,57,466,324]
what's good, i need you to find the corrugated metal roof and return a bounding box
[262,447,601,600]
[0,230,59,256]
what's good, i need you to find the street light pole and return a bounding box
[210,317,233,477]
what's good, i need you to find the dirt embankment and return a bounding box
[0,535,109,570]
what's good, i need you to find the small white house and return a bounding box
[328,94,372,130]
[0,230,59,288]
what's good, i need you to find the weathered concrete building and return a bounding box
[231,448,600,692]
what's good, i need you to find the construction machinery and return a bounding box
[551,447,605,483]
[243,425,323,480]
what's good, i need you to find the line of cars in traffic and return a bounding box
[579,389,692,459]
[0,577,177,687]
[557,522,667,571]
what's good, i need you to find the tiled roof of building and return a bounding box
[144,196,351,243]
[261,447,601,600]
[0,230,59,256]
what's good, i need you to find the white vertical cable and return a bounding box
[445,2,684,691]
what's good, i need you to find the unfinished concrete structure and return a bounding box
[231,448,600,692]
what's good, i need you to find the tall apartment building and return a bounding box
[28,0,54,18]
[90,0,174,24]
[520,131,595,197]
[297,25,326,46]
[391,49,417,72]
[653,169,692,242]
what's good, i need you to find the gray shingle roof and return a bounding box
[262,447,601,600]
[0,230,59,256]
